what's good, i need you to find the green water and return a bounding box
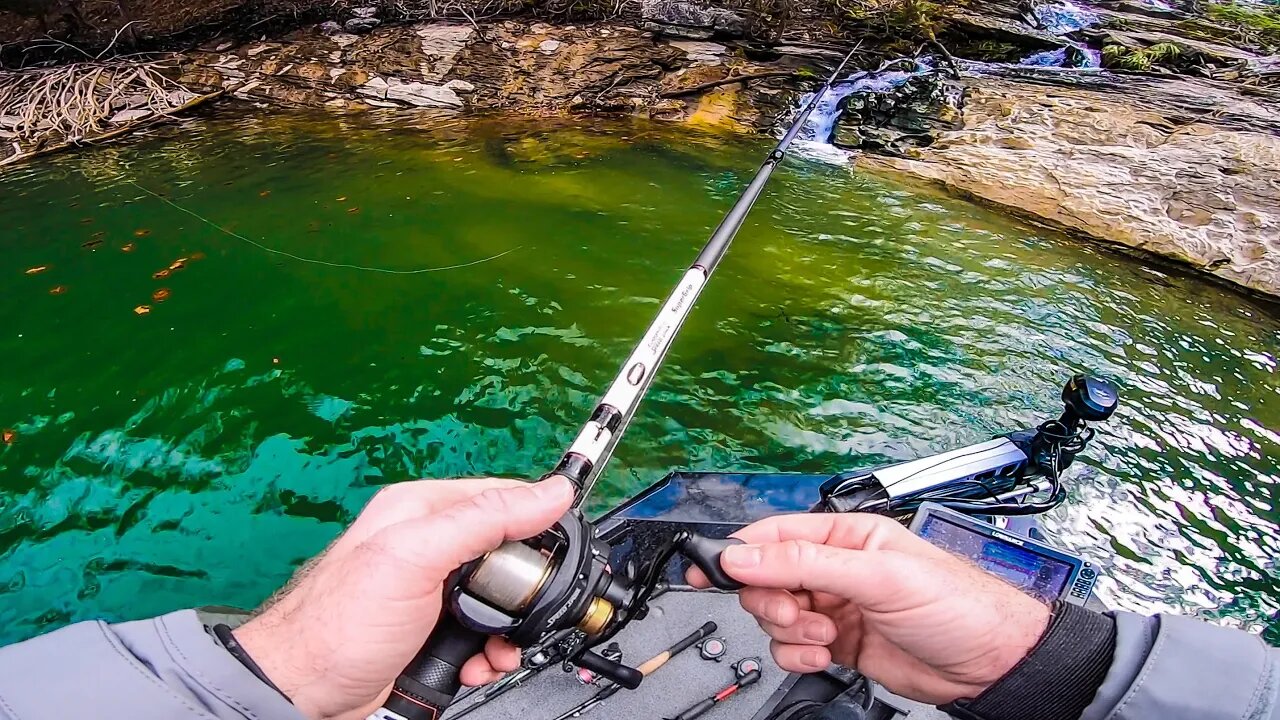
[1,112,1277,646]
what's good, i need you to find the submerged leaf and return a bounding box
[121,242,136,252]
[134,228,151,237]
[260,190,272,198]
[152,288,171,302]
[1,428,15,444]
[81,238,104,249]
[347,206,360,214]
[153,269,171,279]
[190,251,206,261]
[80,217,94,224]
[134,305,151,315]
[49,285,67,295]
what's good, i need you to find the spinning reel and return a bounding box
[374,511,743,720]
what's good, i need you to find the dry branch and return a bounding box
[659,70,808,97]
[0,59,218,169]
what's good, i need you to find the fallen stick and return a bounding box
[659,70,808,98]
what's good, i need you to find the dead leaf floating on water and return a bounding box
[153,288,171,302]
[335,196,347,202]
[2,429,15,445]
[260,190,271,198]
[80,217,94,224]
[25,265,49,275]
[134,229,151,237]
[49,285,66,295]
[91,231,105,239]
[82,238,104,249]
[121,242,136,252]
[169,258,187,271]
[347,207,360,214]
[153,269,171,279]
[134,305,151,315]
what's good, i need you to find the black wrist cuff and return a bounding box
[211,623,292,703]
[940,602,1116,720]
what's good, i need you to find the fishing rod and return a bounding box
[668,661,763,720]
[370,47,859,720]
[445,640,621,719]
[445,663,540,719]
[551,48,858,508]
[549,622,718,720]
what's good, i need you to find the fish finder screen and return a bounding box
[916,515,1073,603]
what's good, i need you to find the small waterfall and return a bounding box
[1034,0,1100,34]
[800,61,933,146]
[799,77,862,144]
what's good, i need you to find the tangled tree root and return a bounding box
[0,60,225,169]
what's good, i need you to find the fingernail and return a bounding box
[803,621,831,643]
[802,649,824,668]
[532,477,572,502]
[767,599,788,625]
[723,544,761,568]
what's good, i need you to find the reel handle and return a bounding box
[679,534,746,591]
[577,649,644,689]
[375,614,488,720]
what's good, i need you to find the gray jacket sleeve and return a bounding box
[1083,611,1280,720]
[0,610,305,720]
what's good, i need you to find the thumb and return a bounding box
[720,540,925,611]
[382,477,574,583]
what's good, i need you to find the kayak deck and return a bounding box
[442,588,947,720]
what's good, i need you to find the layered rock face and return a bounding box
[845,69,1280,296]
[172,20,794,124]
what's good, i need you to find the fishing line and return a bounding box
[126,180,520,274]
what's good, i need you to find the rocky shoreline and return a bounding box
[171,19,806,129]
[3,0,1278,297]
[842,66,1280,298]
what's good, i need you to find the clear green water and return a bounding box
[1,112,1277,646]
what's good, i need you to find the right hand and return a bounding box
[689,513,1050,705]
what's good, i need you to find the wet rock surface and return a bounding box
[641,0,746,39]
[174,20,799,125]
[855,66,1280,296]
[832,67,967,154]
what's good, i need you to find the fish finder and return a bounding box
[909,503,1097,605]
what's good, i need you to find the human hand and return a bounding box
[690,513,1050,705]
[234,477,574,720]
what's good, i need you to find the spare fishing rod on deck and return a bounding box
[368,48,859,720]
